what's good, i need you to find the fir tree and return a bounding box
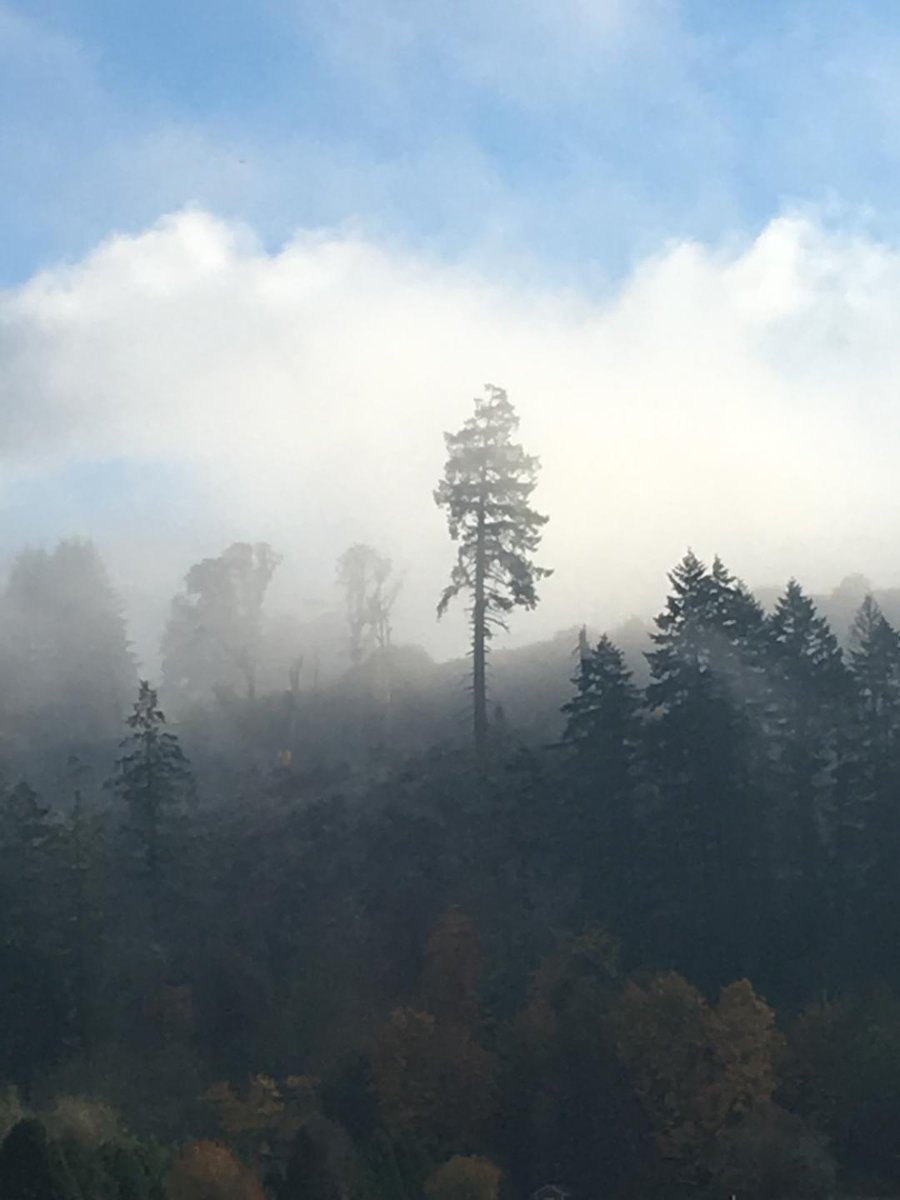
[645,552,767,986]
[561,630,643,936]
[1,540,134,746]
[0,781,67,1079]
[108,681,193,949]
[847,596,900,972]
[764,580,852,989]
[435,385,551,760]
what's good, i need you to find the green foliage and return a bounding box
[8,535,900,1197]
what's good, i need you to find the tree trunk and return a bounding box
[473,499,488,762]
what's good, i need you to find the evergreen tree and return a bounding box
[1,540,134,747]
[764,580,852,990]
[561,630,643,936]
[60,757,108,1055]
[847,596,900,972]
[645,552,767,985]
[108,682,193,950]
[435,385,551,759]
[0,781,67,1078]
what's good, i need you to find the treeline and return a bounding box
[6,387,900,1198]
[1,545,900,1195]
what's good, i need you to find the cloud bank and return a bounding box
[3,209,900,662]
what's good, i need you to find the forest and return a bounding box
[2,388,900,1200]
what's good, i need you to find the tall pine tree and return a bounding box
[435,386,550,760]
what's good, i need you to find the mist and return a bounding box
[4,208,899,667]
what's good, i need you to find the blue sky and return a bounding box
[7,1,900,659]
[5,0,900,290]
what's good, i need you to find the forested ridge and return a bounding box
[3,396,900,1199]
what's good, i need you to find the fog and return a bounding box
[3,207,900,666]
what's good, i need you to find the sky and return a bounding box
[4,0,900,663]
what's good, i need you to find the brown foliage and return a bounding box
[421,907,483,1027]
[167,1140,264,1200]
[371,1007,498,1149]
[515,926,620,1061]
[425,1156,503,1200]
[608,972,783,1171]
[203,1075,319,1168]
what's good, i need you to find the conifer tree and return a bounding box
[0,781,67,1079]
[435,386,551,759]
[764,580,851,988]
[1,540,134,745]
[61,756,107,1054]
[563,630,640,757]
[847,596,900,969]
[562,630,642,933]
[645,552,767,985]
[108,681,193,948]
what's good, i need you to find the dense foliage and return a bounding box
[5,525,900,1195]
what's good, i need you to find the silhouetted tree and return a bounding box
[162,542,281,703]
[1,540,134,746]
[645,552,767,985]
[435,386,550,760]
[336,543,400,666]
[108,681,193,949]
[847,596,900,971]
[763,580,851,990]
[561,630,643,935]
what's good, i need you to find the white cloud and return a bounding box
[3,208,900,660]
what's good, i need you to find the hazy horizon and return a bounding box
[6,2,900,666]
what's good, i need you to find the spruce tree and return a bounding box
[1,540,134,746]
[561,630,643,935]
[645,552,767,986]
[764,580,851,989]
[108,681,193,950]
[0,781,67,1079]
[434,385,550,759]
[847,596,900,972]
